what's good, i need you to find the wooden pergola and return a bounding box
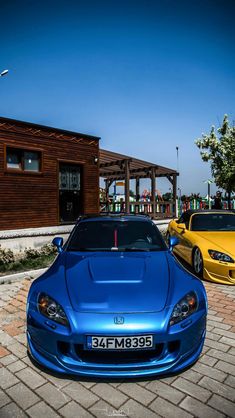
[99,149,178,218]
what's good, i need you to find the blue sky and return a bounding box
[1,0,235,196]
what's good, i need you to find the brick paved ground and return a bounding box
[0,278,235,418]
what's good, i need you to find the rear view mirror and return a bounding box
[52,237,64,253]
[169,236,179,251]
[177,223,186,230]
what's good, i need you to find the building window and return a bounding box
[6,147,42,172]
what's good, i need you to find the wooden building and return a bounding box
[0,117,100,230]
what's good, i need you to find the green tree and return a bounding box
[195,115,235,209]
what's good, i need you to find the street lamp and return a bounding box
[0,69,9,77]
[176,146,181,215]
[204,179,213,209]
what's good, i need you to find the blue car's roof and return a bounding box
[77,214,152,223]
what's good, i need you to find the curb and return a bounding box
[0,267,47,284]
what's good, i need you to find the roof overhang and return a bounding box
[99,148,178,180]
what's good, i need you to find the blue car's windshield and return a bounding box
[67,220,166,252]
[191,213,235,231]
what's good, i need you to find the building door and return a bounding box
[59,163,82,223]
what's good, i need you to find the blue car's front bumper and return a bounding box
[27,310,206,377]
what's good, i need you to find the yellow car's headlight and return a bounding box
[208,250,234,263]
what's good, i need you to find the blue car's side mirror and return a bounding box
[52,237,64,253]
[169,236,179,251]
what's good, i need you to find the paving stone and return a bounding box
[21,354,43,372]
[7,342,26,358]
[146,380,185,404]
[60,400,94,418]
[206,348,235,365]
[136,380,150,387]
[204,338,230,352]
[215,360,235,377]
[201,345,209,354]
[150,396,193,418]
[206,331,221,341]
[122,399,160,418]
[91,383,128,408]
[79,380,97,389]
[0,401,27,418]
[39,371,71,389]
[213,328,235,339]
[6,382,40,409]
[228,347,235,356]
[0,346,10,358]
[36,382,70,410]
[0,332,15,347]
[0,367,19,389]
[16,367,46,389]
[15,333,27,345]
[63,382,99,408]
[220,336,235,348]
[0,388,11,408]
[208,394,235,418]
[207,320,231,330]
[181,368,203,383]
[207,314,223,322]
[199,376,235,402]
[192,362,227,382]
[7,359,27,373]
[118,382,156,406]
[199,354,218,367]
[0,354,17,366]
[27,400,60,418]
[180,396,225,418]
[160,375,178,384]
[172,376,211,402]
[224,375,235,388]
[206,324,215,332]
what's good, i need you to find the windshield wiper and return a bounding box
[68,247,95,252]
[117,247,150,252]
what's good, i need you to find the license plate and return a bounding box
[86,335,153,350]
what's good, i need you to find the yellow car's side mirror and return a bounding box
[177,223,186,231]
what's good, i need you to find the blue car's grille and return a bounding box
[74,343,164,364]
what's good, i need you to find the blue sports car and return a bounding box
[27,214,207,377]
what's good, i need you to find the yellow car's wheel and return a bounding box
[193,247,203,278]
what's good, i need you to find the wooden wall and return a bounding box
[0,118,100,230]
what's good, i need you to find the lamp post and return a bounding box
[204,179,213,209]
[0,69,9,77]
[176,146,181,215]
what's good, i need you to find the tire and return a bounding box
[193,247,203,278]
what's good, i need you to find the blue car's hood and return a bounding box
[65,252,170,313]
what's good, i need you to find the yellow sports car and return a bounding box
[167,210,235,285]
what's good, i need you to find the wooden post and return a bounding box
[124,160,130,213]
[136,177,140,201]
[151,167,156,216]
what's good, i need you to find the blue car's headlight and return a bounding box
[170,292,198,326]
[208,249,234,263]
[38,293,69,327]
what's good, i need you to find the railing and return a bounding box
[100,201,176,218]
[100,198,235,218]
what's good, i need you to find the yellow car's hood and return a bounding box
[193,231,235,256]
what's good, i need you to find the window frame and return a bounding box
[4,145,44,175]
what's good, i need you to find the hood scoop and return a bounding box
[88,255,146,283]
[65,252,169,313]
